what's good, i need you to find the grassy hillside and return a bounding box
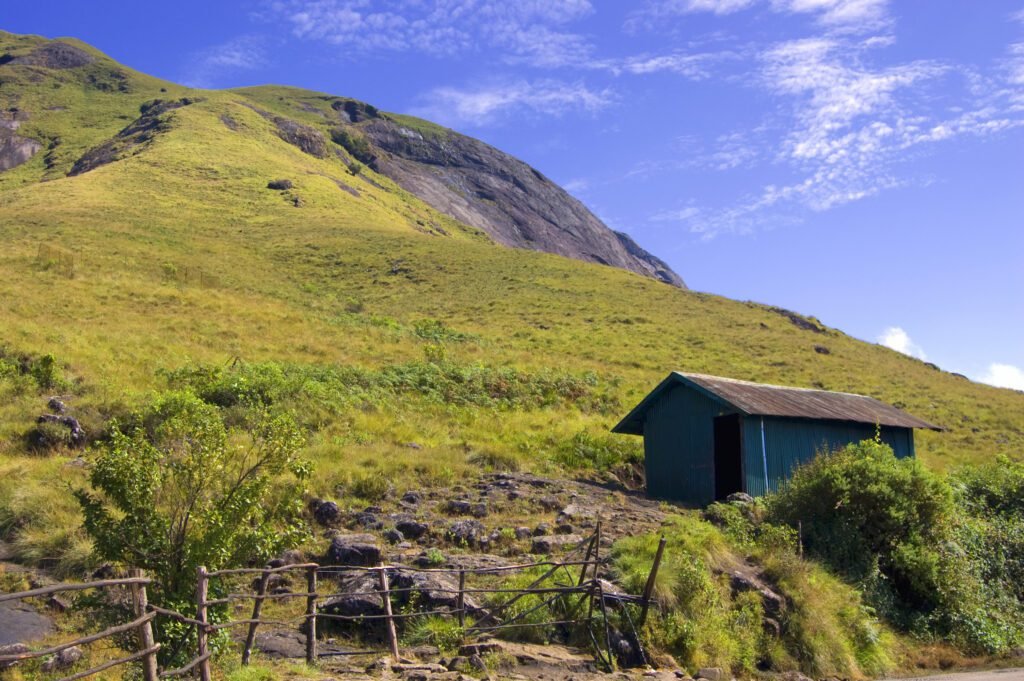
[2,29,1024,565]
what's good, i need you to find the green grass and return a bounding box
[1,31,1024,676]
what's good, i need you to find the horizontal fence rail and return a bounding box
[0,522,667,678]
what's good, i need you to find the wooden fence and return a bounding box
[0,569,159,681]
[0,525,666,680]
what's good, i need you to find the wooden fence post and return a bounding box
[457,570,466,629]
[129,569,159,681]
[378,567,400,662]
[306,566,318,666]
[196,565,212,681]
[638,536,667,627]
[242,567,272,665]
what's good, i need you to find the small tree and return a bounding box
[75,390,310,618]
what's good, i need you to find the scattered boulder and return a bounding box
[353,511,384,531]
[514,526,533,540]
[446,500,473,515]
[401,490,423,505]
[726,492,754,504]
[813,344,831,355]
[470,502,488,518]
[0,600,55,647]
[46,596,70,612]
[538,496,562,511]
[46,397,66,413]
[533,522,551,536]
[396,518,429,540]
[267,178,293,190]
[695,667,726,681]
[0,643,29,670]
[31,414,85,448]
[384,528,404,544]
[325,534,382,567]
[41,645,83,672]
[313,500,340,526]
[554,522,575,535]
[447,520,486,547]
[531,534,583,554]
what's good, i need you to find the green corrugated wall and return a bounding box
[642,384,733,506]
[742,417,915,497]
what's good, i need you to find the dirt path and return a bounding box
[885,669,1024,681]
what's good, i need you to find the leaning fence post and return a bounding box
[305,566,318,666]
[378,567,400,662]
[129,569,159,681]
[457,570,466,629]
[242,567,272,665]
[196,565,212,681]
[638,536,667,627]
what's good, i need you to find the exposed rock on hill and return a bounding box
[69,98,199,176]
[2,40,94,69]
[0,111,41,172]
[359,117,687,288]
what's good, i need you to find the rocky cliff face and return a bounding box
[358,116,686,288]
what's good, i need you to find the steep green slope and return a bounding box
[0,30,1023,577]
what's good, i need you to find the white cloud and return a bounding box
[270,0,595,65]
[680,30,1024,236]
[182,36,267,88]
[629,0,889,32]
[979,363,1024,391]
[412,79,614,127]
[562,178,590,192]
[877,327,927,360]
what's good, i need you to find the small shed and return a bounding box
[612,372,941,506]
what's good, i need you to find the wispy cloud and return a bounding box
[411,79,614,127]
[679,28,1024,236]
[182,35,267,88]
[877,327,927,360]
[979,363,1024,391]
[270,0,595,64]
[628,0,890,32]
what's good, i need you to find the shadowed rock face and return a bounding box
[3,41,94,70]
[361,117,687,288]
[0,112,41,172]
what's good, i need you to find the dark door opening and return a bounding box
[714,414,743,500]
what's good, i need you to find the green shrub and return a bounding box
[349,470,393,502]
[403,615,464,652]
[767,439,953,606]
[330,127,375,164]
[75,391,310,664]
[767,439,1024,653]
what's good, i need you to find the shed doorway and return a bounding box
[713,414,743,500]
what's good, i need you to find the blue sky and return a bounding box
[5,1,1024,389]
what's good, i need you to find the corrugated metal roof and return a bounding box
[612,372,943,434]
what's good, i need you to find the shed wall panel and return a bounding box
[643,384,726,505]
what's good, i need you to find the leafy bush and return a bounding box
[75,391,310,663]
[767,439,953,608]
[767,440,1024,653]
[552,430,643,474]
